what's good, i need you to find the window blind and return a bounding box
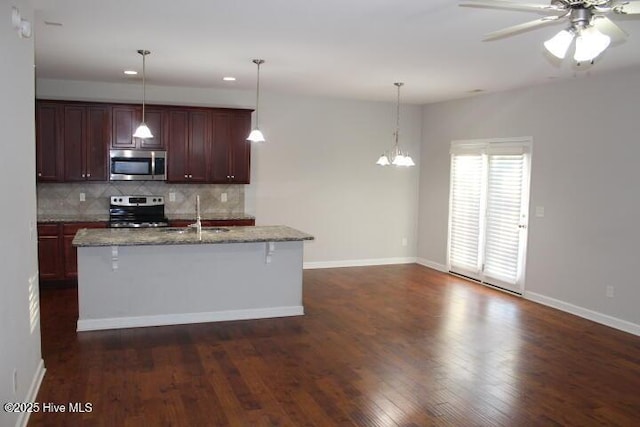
[449,153,484,279]
[483,154,525,286]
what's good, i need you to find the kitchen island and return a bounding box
[73,226,314,331]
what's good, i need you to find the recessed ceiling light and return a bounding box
[44,21,63,27]
[124,70,138,75]
[223,76,236,81]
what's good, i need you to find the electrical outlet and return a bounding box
[13,369,18,394]
[169,192,176,202]
[535,206,545,217]
[401,237,408,247]
[606,285,614,298]
[221,193,227,203]
[79,192,86,202]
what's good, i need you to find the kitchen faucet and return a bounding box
[189,195,202,237]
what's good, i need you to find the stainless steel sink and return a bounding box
[202,227,230,233]
[158,228,190,235]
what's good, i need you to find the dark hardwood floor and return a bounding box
[30,265,640,426]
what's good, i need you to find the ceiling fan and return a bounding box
[460,0,640,63]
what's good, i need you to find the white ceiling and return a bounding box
[31,0,640,104]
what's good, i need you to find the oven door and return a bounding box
[109,150,166,181]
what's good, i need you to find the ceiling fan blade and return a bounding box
[613,1,640,14]
[460,0,566,14]
[592,15,628,43]
[483,15,565,40]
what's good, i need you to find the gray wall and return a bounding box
[418,67,640,327]
[37,79,422,266]
[0,3,44,426]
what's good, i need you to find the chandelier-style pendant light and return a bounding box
[376,82,415,167]
[133,49,153,139]
[247,59,266,142]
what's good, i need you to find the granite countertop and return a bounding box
[73,225,314,247]
[37,214,110,223]
[38,213,255,223]
[167,213,255,221]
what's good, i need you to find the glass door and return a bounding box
[448,139,531,294]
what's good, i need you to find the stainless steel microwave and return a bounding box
[109,150,167,181]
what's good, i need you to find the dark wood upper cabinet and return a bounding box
[112,105,165,150]
[63,104,109,181]
[167,110,188,182]
[140,108,166,150]
[85,106,110,181]
[167,109,209,183]
[211,111,252,184]
[111,105,138,149]
[210,113,232,183]
[229,112,251,184]
[188,110,209,182]
[36,102,63,182]
[37,100,252,184]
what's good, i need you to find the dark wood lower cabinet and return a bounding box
[37,224,64,280]
[37,222,107,284]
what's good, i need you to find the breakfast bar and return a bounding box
[73,226,314,332]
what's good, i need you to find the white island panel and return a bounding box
[77,240,304,331]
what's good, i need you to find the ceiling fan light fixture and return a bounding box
[544,29,574,59]
[574,26,611,62]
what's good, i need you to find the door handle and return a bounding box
[518,224,527,229]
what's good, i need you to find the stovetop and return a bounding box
[109,195,168,228]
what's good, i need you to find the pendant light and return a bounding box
[376,82,415,167]
[133,49,153,139]
[247,59,266,142]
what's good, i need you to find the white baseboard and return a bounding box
[415,258,448,272]
[525,291,640,336]
[77,306,304,332]
[303,257,417,269]
[17,359,46,427]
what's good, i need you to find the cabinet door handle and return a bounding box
[184,174,188,178]
[231,175,235,179]
[189,174,193,178]
[81,174,85,178]
[87,173,91,177]
[38,172,42,177]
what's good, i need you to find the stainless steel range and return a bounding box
[109,195,169,228]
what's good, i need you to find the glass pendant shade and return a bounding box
[574,26,610,62]
[376,154,390,166]
[133,123,153,139]
[404,155,416,167]
[544,29,574,59]
[392,153,406,166]
[247,128,265,143]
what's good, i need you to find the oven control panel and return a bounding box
[110,196,164,207]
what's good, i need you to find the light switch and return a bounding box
[221,193,227,203]
[535,206,545,218]
[169,192,176,202]
[79,193,86,202]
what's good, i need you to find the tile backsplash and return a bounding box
[37,182,245,217]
